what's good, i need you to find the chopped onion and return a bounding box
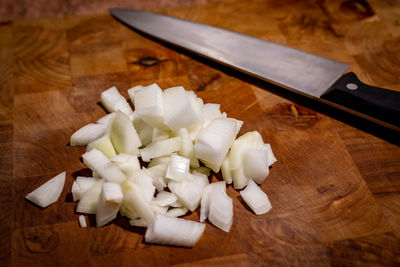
[240,179,272,215]
[129,217,148,227]
[243,149,269,184]
[127,85,144,105]
[96,182,123,227]
[221,156,232,184]
[178,128,199,168]
[166,207,188,217]
[151,204,169,215]
[70,123,107,146]
[134,83,166,129]
[145,214,205,247]
[194,118,238,172]
[166,154,190,182]
[264,143,277,166]
[147,156,171,168]
[163,86,202,130]
[228,131,265,189]
[25,171,66,208]
[82,149,127,183]
[76,180,104,214]
[86,135,116,158]
[152,128,169,142]
[100,86,134,117]
[132,115,153,147]
[110,153,140,177]
[152,191,178,207]
[110,111,142,155]
[208,185,233,232]
[71,176,97,201]
[200,181,226,222]
[79,215,87,228]
[168,172,209,212]
[139,137,181,162]
[129,169,156,203]
[96,112,116,126]
[121,181,155,224]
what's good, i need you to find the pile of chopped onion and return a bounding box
[25,83,276,247]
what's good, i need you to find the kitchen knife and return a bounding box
[109,8,400,131]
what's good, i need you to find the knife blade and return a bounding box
[109,8,400,131]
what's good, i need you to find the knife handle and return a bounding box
[321,72,400,129]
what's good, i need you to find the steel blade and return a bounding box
[109,8,349,98]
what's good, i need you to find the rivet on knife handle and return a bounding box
[321,72,400,129]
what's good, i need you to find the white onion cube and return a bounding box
[244,149,269,184]
[100,86,133,117]
[110,111,142,155]
[134,83,166,129]
[145,214,205,247]
[163,86,202,130]
[139,137,181,162]
[166,154,190,181]
[194,118,238,172]
[25,171,66,208]
[240,179,272,215]
[70,123,107,146]
[96,182,123,227]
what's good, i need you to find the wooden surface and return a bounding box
[1,0,400,265]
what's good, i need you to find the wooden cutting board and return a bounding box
[1,0,400,265]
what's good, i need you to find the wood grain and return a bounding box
[1,0,400,266]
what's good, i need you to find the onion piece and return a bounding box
[264,143,277,166]
[152,191,178,207]
[70,123,107,146]
[148,156,171,168]
[166,207,188,217]
[208,185,233,232]
[121,181,155,224]
[129,218,148,227]
[192,166,211,177]
[86,135,116,158]
[127,85,144,105]
[221,156,232,184]
[146,164,168,192]
[200,181,226,222]
[228,131,265,189]
[166,154,190,182]
[82,149,126,183]
[129,169,156,203]
[178,128,199,168]
[243,149,269,184]
[110,153,140,177]
[79,215,87,228]
[100,86,134,117]
[110,111,142,155]
[168,172,209,212]
[145,214,205,247]
[152,128,169,142]
[151,204,169,215]
[163,86,202,130]
[132,114,153,147]
[194,118,238,172]
[170,200,183,208]
[25,171,66,208]
[134,83,166,129]
[71,176,97,201]
[96,182,123,227]
[139,137,181,162]
[76,180,104,214]
[96,112,116,126]
[240,179,272,215]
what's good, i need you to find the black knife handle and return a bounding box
[321,72,400,129]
